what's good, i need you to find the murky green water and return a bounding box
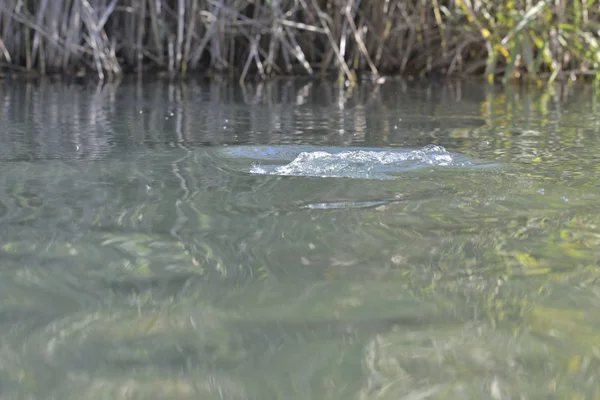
[1,78,600,399]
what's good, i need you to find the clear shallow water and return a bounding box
[1,79,600,399]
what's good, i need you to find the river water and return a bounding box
[0,78,599,399]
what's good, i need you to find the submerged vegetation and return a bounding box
[2,79,600,397]
[0,1,599,83]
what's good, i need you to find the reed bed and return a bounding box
[0,0,598,84]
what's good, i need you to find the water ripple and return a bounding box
[217,144,494,180]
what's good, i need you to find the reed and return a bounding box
[0,0,598,84]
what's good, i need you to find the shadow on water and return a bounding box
[1,78,600,398]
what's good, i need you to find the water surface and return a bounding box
[0,79,600,399]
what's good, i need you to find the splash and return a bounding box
[242,145,473,180]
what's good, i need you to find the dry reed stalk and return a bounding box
[0,0,598,84]
[342,0,378,78]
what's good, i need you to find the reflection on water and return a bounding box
[1,78,600,398]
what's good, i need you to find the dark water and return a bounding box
[1,78,600,399]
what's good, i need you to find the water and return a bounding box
[1,78,600,399]
[236,144,481,179]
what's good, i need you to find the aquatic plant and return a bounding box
[0,1,598,84]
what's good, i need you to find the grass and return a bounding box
[0,0,599,85]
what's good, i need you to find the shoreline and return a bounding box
[0,67,591,88]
